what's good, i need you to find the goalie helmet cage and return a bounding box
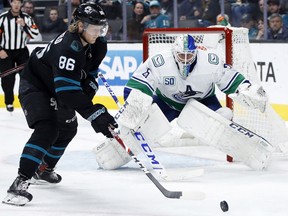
[142,27,288,158]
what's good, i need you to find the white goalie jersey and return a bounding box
[125,47,247,111]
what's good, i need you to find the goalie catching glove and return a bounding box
[228,82,268,113]
[87,104,118,138]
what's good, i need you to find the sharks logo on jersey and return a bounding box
[172,85,202,102]
[71,40,82,52]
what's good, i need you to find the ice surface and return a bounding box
[0,109,288,216]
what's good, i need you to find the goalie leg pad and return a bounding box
[136,103,172,143]
[177,99,274,170]
[93,128,142,170]
[93,138,131,170]
[115,90,153,129]
[216,107,233,120]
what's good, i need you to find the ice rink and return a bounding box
[1,108,288,216]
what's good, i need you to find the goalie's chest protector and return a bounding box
[155,50,221,103]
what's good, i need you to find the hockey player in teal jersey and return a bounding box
[2,2,117,206]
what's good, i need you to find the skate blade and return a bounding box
[30,177,50,185]
[2,193,30,206]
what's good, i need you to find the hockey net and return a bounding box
[143,27,288,153]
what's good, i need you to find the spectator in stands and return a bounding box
[199,0,221,27]
[230,0,258,27]
[127,1,149,41]
[141,0,171,29]
[58,0,81,23]
[267,0,282,16]
[42,7,67,41]
[0,0,4,13]
[255,17,264,40]
[178,0,202,21]
[267,13,288,40]
[266,0,288,28]
[240,14,258,39]
[258,0,264,14]
[22,0,43,41]
[280,0,288,14]
[216,14,231,26]
[98,0,122,20]
[160,0,174,20]
[22,1,41,28]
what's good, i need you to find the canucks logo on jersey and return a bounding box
[173,85,202,102]
[152,54,165,67]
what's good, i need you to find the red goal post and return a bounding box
[142,27,288,159]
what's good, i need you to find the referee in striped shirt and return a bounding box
[0,0,39,112]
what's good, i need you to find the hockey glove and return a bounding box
[228,83,268,113]
[81,76,99,100]
[89,104,118,138]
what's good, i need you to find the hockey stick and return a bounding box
[0,63,25,78]
[98,72,168,178]
[98,73,204,180]
[108,127,205,200]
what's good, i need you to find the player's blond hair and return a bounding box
[68,20,81,33]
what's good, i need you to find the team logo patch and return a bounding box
[208,53,219,65]
[71,40,82,52]
[172,85,202,102]
[163,76,176,86]
[152,54,165,67]
[84,6,93,14]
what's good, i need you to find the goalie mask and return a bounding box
[172,34,197,79]
[72,2,108,37]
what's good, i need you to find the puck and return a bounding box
[220,200,229,212]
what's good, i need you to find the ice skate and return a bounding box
[33,164,62,184]
[2,175,33,206]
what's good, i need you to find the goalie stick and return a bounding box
[108,127,205,200]
[98,72,204,181]
[0,64,25,78]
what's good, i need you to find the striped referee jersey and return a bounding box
[0,10,39,50]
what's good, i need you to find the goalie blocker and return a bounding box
[177,99,274,170]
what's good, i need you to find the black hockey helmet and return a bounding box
[73,2,107,26]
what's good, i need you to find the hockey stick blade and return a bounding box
[180,191,206,200]
[147,172,205,200]
[110,128,204,199]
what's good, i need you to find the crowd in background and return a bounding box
[1,0,288,42]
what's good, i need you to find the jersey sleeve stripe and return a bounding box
[54,77,81,86]
[130,76,154,92]
[55,86,83,93]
